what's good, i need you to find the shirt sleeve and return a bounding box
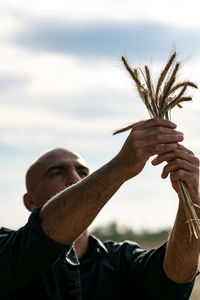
[122,241,194,300]
[0,207,71,295]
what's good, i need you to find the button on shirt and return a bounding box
[0,208,195,300]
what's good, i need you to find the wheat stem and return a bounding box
[115,52,199,239]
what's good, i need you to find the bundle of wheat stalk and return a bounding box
[114,52,200,239]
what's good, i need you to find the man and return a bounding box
[0,118,199,299]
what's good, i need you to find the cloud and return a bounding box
[13,21,200,60]
[3,0,200,28]
[0,45,132,98]
[0,13,23,39]
[0,75,27,91]
[0,103,124,149]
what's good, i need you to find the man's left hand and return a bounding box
[151,144,200,203]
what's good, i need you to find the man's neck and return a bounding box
[74,230,89,259]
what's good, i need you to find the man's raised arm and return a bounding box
[39,118,183,245]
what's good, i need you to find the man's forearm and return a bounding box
[152,143,200,283]
[39,157,124,245]
[164,200,200,283]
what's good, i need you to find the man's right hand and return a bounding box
[114,118,184,181]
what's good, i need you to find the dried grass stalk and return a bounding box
[114,52,200,239]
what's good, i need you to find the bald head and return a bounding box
[24,147,89,211]
[26,148,77,192]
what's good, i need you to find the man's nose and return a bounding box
[67,170,81,187]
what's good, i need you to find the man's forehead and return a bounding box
[25,148,88,191]
[37,148,86,168]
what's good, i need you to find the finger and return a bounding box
[132,127,183,140]
[132,118,177,131]
[134,132,183,149]
[170,171,199,199]
[141,143,178,157]
[145,132,183,145]
[152,149,198,166]
[176,143,194,155]
[161,159,199,179]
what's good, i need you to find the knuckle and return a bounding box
[155,134,162,142]
[173,148,179,153]
[131,130,140,139]
[176,169,184,177]
[156,127,163,134]
[174,158,181,165]
[169,149,178,157]
[163,144,171,151]
[194,166,199,174]
[154,145,161,152]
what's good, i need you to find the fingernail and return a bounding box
[177,131,184,135]
[171,122,177,128]
[151,160,157,165]
[178,135,184,141]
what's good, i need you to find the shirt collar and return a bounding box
[65,234,109,265]
[79,235,109,264]
[87,234,109,256]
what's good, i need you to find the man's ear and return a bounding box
[23,193,35,212]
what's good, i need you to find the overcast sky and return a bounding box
[0,0,200,232]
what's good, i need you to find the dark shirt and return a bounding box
[0,208,194,300]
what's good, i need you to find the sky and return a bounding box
[0,0,200,232]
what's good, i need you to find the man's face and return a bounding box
[25,149,89,210]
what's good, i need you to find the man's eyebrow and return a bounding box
[76,164,89,171]
[44,164,65,176]
[44,164,89,176]
[76,165,90,175]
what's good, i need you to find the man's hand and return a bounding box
[152,142,200,283]
[152,144,200,203]
[115,118,184,181]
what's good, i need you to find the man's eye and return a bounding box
[50,170,64,177]
[79,171,88,178]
